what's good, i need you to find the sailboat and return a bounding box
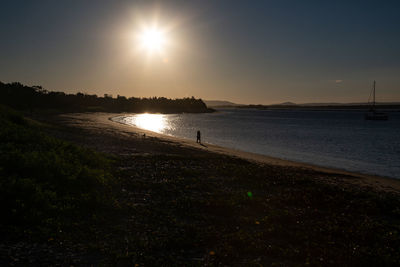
[365,81,388,120]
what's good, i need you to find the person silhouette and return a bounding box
[196,130,201,143]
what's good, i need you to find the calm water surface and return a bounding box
[113,109,400,179]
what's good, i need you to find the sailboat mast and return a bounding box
[373,80,376,108]
[365,80,388,120]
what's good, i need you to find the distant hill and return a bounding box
[233,100,400,110]
[250,101,400,107]
[203,100,241,107]
[298,102,400,106]
[274,102,297,106]
[204,100,400,108]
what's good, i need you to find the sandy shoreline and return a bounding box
[61,112,400,193]
[8,110,398,265]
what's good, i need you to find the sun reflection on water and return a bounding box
[132,113,167,133]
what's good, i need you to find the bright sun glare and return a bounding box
[138,27,166,53]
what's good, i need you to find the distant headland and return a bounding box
[204,99,400,111]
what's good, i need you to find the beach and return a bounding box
[62,112,400,193]
[2,1,400,265]
[8,111,397,265]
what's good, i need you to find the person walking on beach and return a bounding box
[196,130,201,143]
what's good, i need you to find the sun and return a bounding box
[138,27,167,53]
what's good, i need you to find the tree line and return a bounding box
[0,82,214,113]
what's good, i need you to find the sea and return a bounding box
[112,108,400,179]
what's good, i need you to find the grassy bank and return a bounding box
[1,107,400,265]
[0,106,116,242]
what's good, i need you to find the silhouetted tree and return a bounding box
[0,81,214,114]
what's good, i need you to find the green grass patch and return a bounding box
[0,105,115,239]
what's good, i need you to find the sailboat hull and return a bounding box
[365,112,388,120]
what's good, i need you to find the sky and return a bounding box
[0,0,399,104]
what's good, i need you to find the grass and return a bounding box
[0,105,115,241]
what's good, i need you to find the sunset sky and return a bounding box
[1,0,399,104]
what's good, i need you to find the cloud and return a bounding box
[327,79,344,84]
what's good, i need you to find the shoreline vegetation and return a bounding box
[0,81,214,114]
[1,104,400,265]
